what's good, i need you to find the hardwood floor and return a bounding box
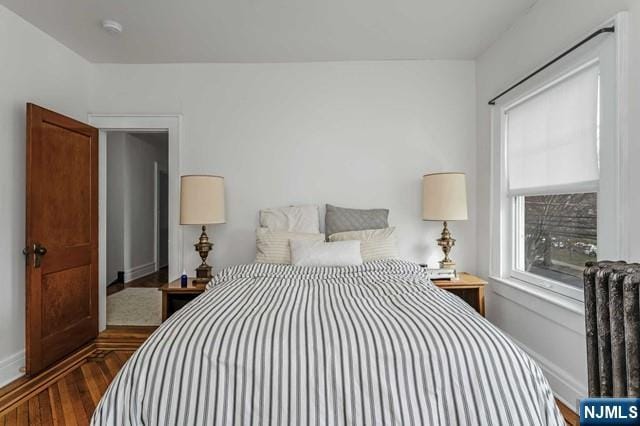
[0,327,155,425]
[107,267,168,296]
[557,398,579,426]
[0,324,579,425]
[0,350,133,425]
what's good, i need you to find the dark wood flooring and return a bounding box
[0,327,155,425]
[107,267,168,296]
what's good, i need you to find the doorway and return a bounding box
[88,114,181,331]
[105,131,169,326]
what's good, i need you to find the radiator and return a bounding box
[584,261,640,397]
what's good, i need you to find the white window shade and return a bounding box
[506,64,600,195]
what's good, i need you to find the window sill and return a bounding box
[489,275,584,316]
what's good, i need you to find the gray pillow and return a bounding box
[324,204,389,237]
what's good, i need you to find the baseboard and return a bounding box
[124,262,157,283]
[0,351,24,388]
[508,334,586,411]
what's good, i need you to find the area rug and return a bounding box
[107,287,162,326]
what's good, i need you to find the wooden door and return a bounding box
[25,103,99,375]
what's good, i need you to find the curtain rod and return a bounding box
[488,26,615,106]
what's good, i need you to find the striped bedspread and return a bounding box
[92,260,563,425]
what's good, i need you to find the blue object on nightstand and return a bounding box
[181,270,188,288]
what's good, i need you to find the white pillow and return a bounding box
[290,240,363,267]
[259,205,320,233]
[256,228,324,264]
[328,227,399,261]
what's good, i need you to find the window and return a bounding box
[507,63,600,292]
[491,21,624,301]
[514,193,597,288]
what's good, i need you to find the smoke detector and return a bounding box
[101,20,123,34]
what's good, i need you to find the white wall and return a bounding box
[0,5,92,385]
[106,132,168,283]
[123,133,168,279]
[90,61,478,276]
[476,0,640,409]
[106,132,126,283]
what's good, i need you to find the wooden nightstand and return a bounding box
[431,272,487,316]
[160,278,206,321]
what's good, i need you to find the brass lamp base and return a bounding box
[194,264,212,285]
[437,221,456,270]
[193,225,213,285]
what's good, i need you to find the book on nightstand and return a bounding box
[418,265,458,280]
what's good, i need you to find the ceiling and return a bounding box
[1,0,537,63]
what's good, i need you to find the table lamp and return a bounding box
[180,175,225,285]
[422,172,468,269]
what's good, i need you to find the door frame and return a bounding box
[154,164,169,272]
[88,114,182,331]
[154,161,159,272]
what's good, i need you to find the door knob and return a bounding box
[23,243,47,268]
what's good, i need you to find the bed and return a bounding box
[91,260,564,425]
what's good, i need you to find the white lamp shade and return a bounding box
[422,172,468,221]
[180,175,226,225]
